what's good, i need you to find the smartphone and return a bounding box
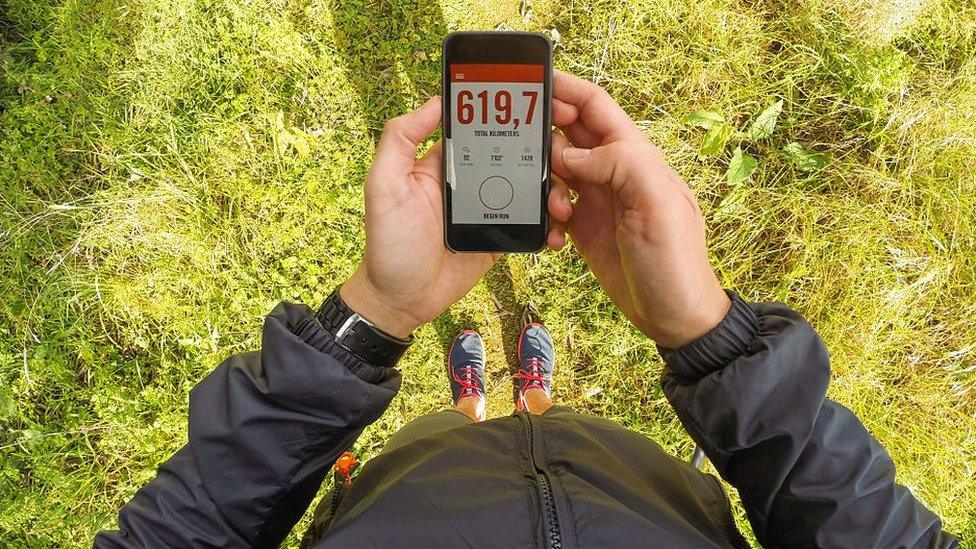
[442,32,553,252]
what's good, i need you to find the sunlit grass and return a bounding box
[1,0,974,546]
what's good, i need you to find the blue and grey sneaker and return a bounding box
[447,330,486,410]
[515,323,555,412]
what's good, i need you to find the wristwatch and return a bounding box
[316,289,413,367]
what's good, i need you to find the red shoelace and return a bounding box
[516,357,547,395]
[452,365,482,400]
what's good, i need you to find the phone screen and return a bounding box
[446,63,545,225]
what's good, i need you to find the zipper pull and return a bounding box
[333,451,359,485]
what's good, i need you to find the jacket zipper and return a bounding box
[523,413,563,549]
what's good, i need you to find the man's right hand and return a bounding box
[550,70,730,349]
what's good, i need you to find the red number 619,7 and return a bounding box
[457,90,538,126]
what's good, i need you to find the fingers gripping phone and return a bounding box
[442,32,553,252]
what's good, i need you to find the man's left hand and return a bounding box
[341,97,572,339]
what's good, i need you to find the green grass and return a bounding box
[2,0,975,546]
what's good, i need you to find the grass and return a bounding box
[1,0,975,546]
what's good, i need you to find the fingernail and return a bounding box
[563,147,591,163]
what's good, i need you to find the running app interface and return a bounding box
[447,63,544,224]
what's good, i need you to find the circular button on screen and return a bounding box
[479,176,514,211]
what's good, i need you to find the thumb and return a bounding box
[560,142,629,188]
[371,96,442,181]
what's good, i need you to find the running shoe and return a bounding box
[514,323,554,411]
[447,330,486,408]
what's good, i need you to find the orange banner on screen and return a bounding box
[450,64,544,83]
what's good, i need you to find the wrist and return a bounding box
[657,291,759,379]
[340,270,421,339]
[650,285,732,349]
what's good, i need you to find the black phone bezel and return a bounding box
[442,31,553,253]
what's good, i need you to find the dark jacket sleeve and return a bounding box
[95,302,401,548]
[660,292,958,548]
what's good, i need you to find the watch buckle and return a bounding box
[335,312,371,339]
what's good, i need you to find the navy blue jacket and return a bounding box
[95,295,958,548]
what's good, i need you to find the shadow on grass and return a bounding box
[330,0,448,140]
[430,258,527,403]
[484,258,525,374]
[431,308,479,359]
[430,258,525,372]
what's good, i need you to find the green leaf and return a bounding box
[699,123,734,156]
[682,110,725,129]
[277,127,312,158]
[289,127,311,158]
[277,129,293,156]
[725,147,758,185]
[745,99,784,140]
[0,385,17,422]
[783,142,829,172]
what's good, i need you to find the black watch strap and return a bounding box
[316,290,412,367]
